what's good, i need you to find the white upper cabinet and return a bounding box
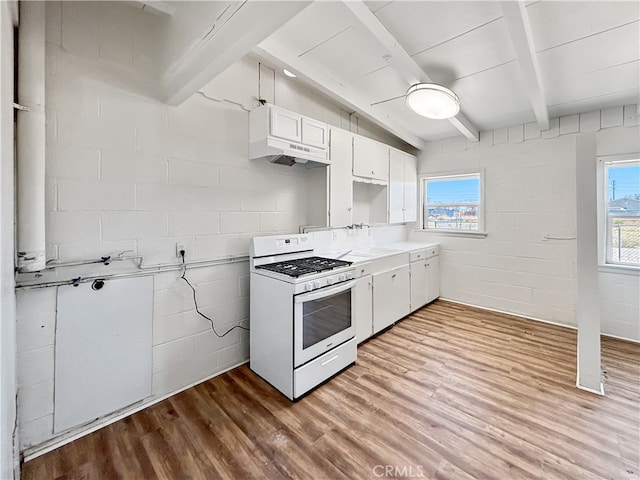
[270,106,302,143]
[268,105,329,149]
[328,128,353,227]
[302,117,328,148]
[353,136,389,182]
[388,148,417,223]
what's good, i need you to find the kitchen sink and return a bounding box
[352,247,403,257]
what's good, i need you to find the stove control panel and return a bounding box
[296,268,355,295]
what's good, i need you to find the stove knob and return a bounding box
[313,280,321,289]
[338,273,346,282]
[327,277,334,285]
[305,282,313,291]
[346,271,354,280]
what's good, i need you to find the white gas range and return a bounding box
[249,233,357,400]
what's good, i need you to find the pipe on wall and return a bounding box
[16,1,46,272]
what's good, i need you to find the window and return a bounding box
[421,172,483,232]
[605,160,640,266]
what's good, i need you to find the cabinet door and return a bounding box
[403,154,417,222]
[388,150,405,223]
[426,256,440,303]
[354,275,373,343]
[353,136,389,181]
[372,265,410,334]
[410,260,428,311]
[389,149,418,223]
[302,117,328,148]
[270,106,302,142]
[328,128,353,227]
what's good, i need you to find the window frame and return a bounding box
[419,170,486,236]
[598,155,640,270]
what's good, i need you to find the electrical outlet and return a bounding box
[176,242,186,258]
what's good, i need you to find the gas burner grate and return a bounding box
[256,256,352,278]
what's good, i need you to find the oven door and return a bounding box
[293,280,355,367]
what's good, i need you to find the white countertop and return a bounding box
[383,241,439,252]
[326,241,439,265]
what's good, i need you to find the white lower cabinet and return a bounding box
[372,265,410,334]
[352,245,439,344]
[354,274,373,343]
[409,248,440,311]
[410,259,428,311]
[426,254,440,303]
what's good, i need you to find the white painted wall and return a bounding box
[0,2,18,477]
[411,107,640,342]
[16,1,409,454]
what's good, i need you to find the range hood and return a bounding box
[249,103,330,168]
[250,136,329,167]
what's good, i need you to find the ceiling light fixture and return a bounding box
[405,83,460,119]
[283,69,297,78]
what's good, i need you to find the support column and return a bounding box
[575,133,603,395]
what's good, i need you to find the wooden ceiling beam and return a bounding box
[161,1,311,106]
[254,39,426,149]
[125,1,175,17]
[501,0,550,130]
[342,0,480,142]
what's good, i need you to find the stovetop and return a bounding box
[255,256,352,278]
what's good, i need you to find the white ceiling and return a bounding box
[126,0,639,149]
[253,0,640,148]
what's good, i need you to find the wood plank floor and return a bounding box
[23,300,640,480]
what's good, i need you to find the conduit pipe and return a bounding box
[16,1,46,272]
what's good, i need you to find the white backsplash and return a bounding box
[313,224,410,255]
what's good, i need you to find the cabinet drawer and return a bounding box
[426,247,439,259]
[355,262,371,277]
[409,249,427,262]
[294,338,356,398]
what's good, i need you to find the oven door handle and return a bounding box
[295,280,355,303]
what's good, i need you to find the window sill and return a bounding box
[414,229,488,238]
[598,264,640,276]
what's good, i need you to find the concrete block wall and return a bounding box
[16,1,412,453]
[412,106,640,341]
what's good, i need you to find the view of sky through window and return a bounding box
[607,164,640,202]
[426,178,479,204]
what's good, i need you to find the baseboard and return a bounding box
[438,298,639,344]
[575,373,605,396]
[22,360,249,462]
[576,381,605,396]
[600,332,640,345]
[438,297,578,330]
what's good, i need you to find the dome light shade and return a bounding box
[405,83,460,119]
